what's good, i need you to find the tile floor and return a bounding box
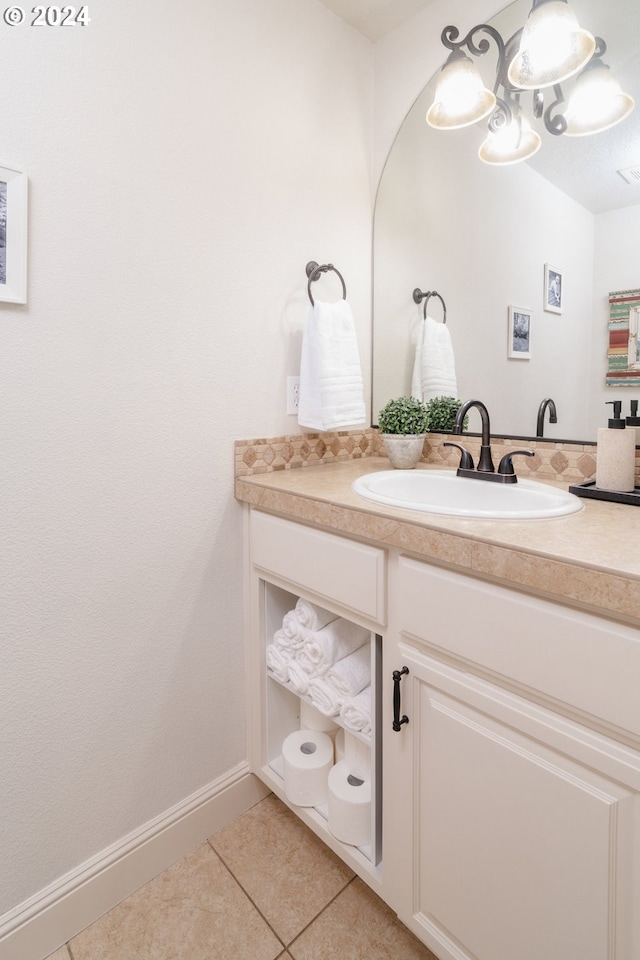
[46,793,437,960]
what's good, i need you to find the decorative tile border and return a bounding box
[235,429,374,477]
[405,433,600,485]
[236,429,638,484]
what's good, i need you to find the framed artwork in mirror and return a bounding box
[607,288,640,386]
[628,306,640,371]
[544,263,562,314]
[0,164,27,304]
[508,305,532,360]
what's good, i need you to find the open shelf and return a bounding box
[260,578,383,871]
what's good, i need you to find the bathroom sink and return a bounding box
[352,469,583,520]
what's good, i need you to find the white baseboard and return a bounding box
[0,763,271,960]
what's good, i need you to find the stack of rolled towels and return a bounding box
[266,598,372,736]
[281,700,372,847]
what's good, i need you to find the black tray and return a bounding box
[568,480,640,506]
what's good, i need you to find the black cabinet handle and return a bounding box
[392,666,409,732]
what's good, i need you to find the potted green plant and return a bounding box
[378,396,429,469]
[424,395,467,433]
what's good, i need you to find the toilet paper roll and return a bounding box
[282,729,334,807]
[300,699,340,735]
[334,728,345,763]
[344,731,371,780]
[327,760,371,847]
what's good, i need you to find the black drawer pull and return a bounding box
[392,666,409,732]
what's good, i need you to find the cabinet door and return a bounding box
[384,646,640,960]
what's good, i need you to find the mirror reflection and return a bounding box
[372,0,640,442]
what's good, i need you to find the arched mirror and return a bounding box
[372,0,640,441]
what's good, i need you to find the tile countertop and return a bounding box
[235,458,640,627]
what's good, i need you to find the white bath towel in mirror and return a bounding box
[411,314,457,402]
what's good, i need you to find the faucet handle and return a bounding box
[498,449,535,477]
[443,442,474,471]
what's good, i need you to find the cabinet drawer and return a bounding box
[250,510,386,623]
[398,557,640,739]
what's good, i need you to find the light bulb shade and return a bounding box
[478,113,542,165]
[426,54,496,129]
[507,0,596,90]
[564,62,635,135]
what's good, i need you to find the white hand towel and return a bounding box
[340,685,372,737]
[326,645,371,699]
[303,619,369,674]
[307,677,343,716]
[298,299,367,432]
[266,643,293,684]
[411,314,457,402]
[294,598,337,632]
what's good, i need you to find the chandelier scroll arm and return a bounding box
[543,84,568,135]
[440,23,506,74]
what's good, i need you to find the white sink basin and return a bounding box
[352,469,583,520]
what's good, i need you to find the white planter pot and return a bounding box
[382,433,426,469]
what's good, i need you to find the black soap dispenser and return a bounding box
[626,400,640,446]
[595,401,636,491]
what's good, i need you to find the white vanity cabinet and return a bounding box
[243,504,640,960]
[384,558,640,960]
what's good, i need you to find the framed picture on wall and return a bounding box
[0,164,28,304]
[544,263,562,314]
[508,305,532,360]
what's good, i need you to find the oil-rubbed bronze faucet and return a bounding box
[536,397,557,437]
[444,399,534,484]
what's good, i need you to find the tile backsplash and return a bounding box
[235,429,373,477]
[234,429,619,485]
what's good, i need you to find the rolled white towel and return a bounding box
[275,611,308,652]
[266,643,293,684]
[340,685,372,737]
[295,650,316,675]
[304,619,369,674]
[307,677,343,717]
[287,658,313,695]
[294,598,337,632]
[325,645,370,699]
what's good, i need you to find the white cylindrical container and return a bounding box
[282,729,334,807]
[327,760,372,847]
[595,426,636,492]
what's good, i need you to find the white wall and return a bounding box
[0,0,372,925]
[591,203,640,434]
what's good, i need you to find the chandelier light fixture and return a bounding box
[426,0,634,166]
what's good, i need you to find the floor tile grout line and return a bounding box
[208,835,358,951]
[286,874,358,952]
[207,838,288,954]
